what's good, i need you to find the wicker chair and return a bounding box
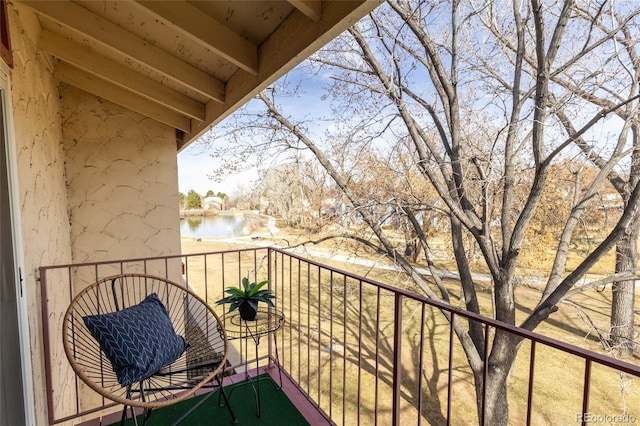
[62,273,236,425]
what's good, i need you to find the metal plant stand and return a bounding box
[220,307,284,417]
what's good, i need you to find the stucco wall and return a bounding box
[60,86,181,265]
[9,3,182,423]
[9,3,73,425]
[56,86,182,419]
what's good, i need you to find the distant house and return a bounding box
[600,192,622,210]
[203,196,226,211]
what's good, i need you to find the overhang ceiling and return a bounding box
[18,0,380,150]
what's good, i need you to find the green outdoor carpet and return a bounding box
[108,375,309,426]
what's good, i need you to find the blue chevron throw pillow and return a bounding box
[83,293,188,387]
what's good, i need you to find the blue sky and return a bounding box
[177,147,258,196]
[177,39,631,199]
[177,66,332,197]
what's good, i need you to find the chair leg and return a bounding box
[216,374,237,424]
[119,404,127,426]
[142,408,152,426]
[120,386,135,426]
[120,383,152,425]
[170,374,237,425]
[117,404,139,426]
[135,380,155,426]
[130,406,139,426]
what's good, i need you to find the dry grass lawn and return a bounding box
[181,229,639,425]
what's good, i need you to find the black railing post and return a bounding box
[39,267,55,426]
[267,248,273,364]
[581,359,592,426]
[526,341,536,426]
[392,293,403,426]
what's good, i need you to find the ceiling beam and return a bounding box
[134,0,258,75]
[182,0,382,150]
[55,62,192,132]
[288,0,322,22]
[39,30,206,121]
[22,0,225,102]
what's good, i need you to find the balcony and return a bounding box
[39,247,640,425]
[80,371,322,426]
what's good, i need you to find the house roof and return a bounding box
[20,0,380,150]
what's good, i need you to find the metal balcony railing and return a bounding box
[39,247,640,425]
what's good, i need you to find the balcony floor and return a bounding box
[80,367,329,426]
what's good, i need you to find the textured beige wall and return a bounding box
[57,86,181,419]
[60,86,181,265]
[9,3,74,425]
[8,3,182,423]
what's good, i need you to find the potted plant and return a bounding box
[215,276,275,321]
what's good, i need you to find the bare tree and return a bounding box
[257,161,333,228]
[201,0,640,423]
[555,7,640,357]
[478,0,640,357]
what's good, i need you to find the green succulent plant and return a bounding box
[215,276,275,313]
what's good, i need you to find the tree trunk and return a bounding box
[472,331,519,426]
[610,232,638,357]
[610,124,640,358]
[404,239,419,262]
[451,217,485,354]
[482,365,511,426]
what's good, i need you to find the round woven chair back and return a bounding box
[62,273,228,409]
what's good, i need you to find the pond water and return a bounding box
[180,214,248,238]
